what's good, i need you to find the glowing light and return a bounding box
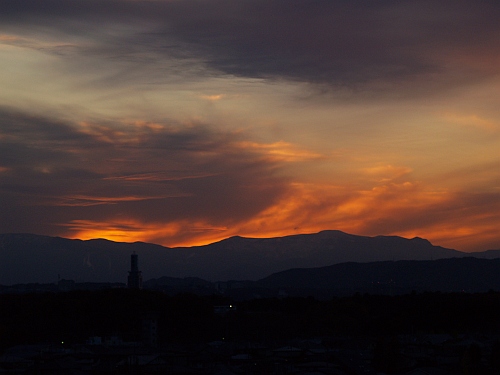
[201,94,224,101]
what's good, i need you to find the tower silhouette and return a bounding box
[127,252,143,289]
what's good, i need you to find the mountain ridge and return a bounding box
[0,230,495,285]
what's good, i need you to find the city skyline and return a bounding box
[1,0,499,252]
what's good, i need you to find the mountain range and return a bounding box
[1,230,498,285]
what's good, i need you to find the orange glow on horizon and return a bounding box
[63,219,231,247]
[57,178,500,252]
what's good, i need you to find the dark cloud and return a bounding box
[0,108,289,237]
[2,0,498,95]
[161,0,500,95]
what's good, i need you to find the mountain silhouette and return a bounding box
[0,230,483,284]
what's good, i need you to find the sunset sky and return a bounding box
[1,0,499,252]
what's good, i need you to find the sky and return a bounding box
[0,0,499,252]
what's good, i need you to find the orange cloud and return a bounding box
[60,177,500,252]
[231,182,500,252]
[235,141,325,162]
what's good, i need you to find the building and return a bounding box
[127,252,143,289]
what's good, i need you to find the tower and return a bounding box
[127,252,143,289]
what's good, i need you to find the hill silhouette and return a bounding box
[256,257,500,297]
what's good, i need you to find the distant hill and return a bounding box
[0,231,478,284]
[472,249,500,259]
[256,257,500,297]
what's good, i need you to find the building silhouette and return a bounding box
[127,252,143,289]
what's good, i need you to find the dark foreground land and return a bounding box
[2,289,500,374]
